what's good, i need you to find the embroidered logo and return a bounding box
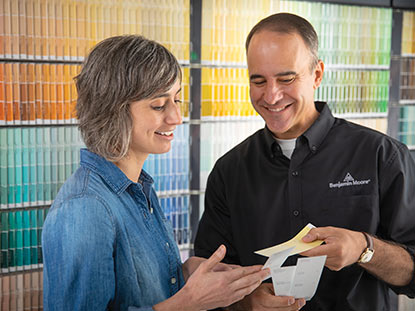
[329,172,371,189]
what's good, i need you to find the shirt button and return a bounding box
[292,171,299,176]
[311,145,317,152]
[171,277,176,284]
[166,242,169,248]
[293,210,299,216]
[150,207,153,214]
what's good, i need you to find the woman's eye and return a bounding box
[152,106,165,111]
[174,99,182,104]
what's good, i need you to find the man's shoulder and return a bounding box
[332,118,408,156]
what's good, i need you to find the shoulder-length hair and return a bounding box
[75,35,182,161]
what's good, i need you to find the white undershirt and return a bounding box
[274,137,297,159]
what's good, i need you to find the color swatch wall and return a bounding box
[199,0,392,190]
[399,11,415,150]
[1,1,414,310]
[1,1,191,310]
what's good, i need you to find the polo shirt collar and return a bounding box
[263,101,335,154]
[80,148,154,195]
[302,101,335,152]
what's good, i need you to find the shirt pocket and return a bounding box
[321,194,379,231]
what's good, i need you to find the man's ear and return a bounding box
[313,60,324,90]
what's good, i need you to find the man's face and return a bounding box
[247,30,324,139]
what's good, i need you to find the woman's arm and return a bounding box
[42,197,116,311]
[153,245,270,311]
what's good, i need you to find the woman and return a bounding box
[42,35,269,311]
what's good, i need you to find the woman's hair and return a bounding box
[75,35,182,161]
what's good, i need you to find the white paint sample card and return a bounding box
[271,255,326,301]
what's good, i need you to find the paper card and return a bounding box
[263,246,295,270]
[262,246,294,281]
[291,256,326,300]
[271,266,296,296]
[255,223,324,258]
[271,255,326,301]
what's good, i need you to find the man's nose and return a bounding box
[263,82,283,105]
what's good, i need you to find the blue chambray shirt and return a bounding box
[42,149,185,311]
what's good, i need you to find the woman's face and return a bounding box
[128,79,182,160]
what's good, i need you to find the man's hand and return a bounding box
[300,226,367,271]
[227,283,306,310]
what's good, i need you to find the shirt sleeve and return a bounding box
[378,142,415,297]
[194,161,240,264]
[42,195,117,310]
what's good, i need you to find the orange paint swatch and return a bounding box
[12,63,21,122]
[34,64,43,122]
[27,63,36,122]
[0,63,5,123]
[42,64,50,122]
[19,63,29,122]
[56,65,64,121]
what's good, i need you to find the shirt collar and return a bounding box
[263,102,335,154]
[302,101,335,152]
[80,148,154,195]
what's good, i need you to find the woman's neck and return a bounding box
[114,152,147,183]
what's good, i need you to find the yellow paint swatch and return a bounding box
[255,223,323,258]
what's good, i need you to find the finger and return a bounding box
[300,243,336,257]
[260,294,298,308]
[212,262,240,272]
[199,244,226,272]
[302,226,337,243]
[222,264,264,282]
[229,268,270,290]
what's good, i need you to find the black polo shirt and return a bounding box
[194,102,415,311]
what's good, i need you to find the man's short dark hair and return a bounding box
[246,13,319,70]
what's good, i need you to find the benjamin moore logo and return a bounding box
[329,173,371,189]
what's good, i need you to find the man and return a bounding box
[194,13,415,311]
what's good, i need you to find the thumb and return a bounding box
[199,245,226,272]
[303,228,323,242]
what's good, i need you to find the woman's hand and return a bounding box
[182,255,239,281]
[154,245,270,311]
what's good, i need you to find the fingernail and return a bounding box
[299,299,306,307]
[288,297,295,305]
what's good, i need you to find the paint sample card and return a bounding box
[255,223,323,258]
[271,255,326,301]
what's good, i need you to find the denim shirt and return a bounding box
[42,149,185,311]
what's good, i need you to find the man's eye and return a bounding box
[280,77,295,84]
[252,80,265,85]
[174,99,182,104]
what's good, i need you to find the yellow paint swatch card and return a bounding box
[255,223,323,258]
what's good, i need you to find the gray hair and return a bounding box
[246,13,319,71]
[75,35,181,161]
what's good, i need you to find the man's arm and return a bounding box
[301,227,414,286]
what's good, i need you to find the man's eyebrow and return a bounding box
[250,71,297,80]
[152,88,182,99]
